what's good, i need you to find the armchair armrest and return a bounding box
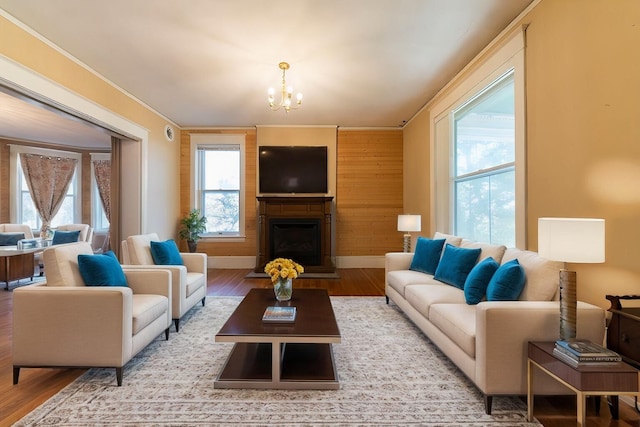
[474,300,606,394]
[181,252,207,274]
[123,268,172,299]
[12,284,133,367]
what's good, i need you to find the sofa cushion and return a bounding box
[429,303,477,358]
[486,259,526,301]
[405,283,466,318]
[52,230,81,245]
[387,270,441,297]
[131,294,168,335]
[409,237,445,275]
[501,248,563,301]
[464,256,499,304]
[433,232,463,247]
[0,232,25,246]
[460,239,507,264]
[78,251,128,287]
[150,239,183,265]
[434,244,481,289]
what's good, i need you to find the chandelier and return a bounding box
[267,62,303,113]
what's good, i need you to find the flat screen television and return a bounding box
[259,146,328,194]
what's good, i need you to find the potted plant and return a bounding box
[179,208,207,252]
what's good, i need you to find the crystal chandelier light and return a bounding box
[267,62,303,113]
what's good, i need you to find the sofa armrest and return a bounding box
[12,284,133,367]
[181,252,207,274]
[474,300,606,394]
[385,252,414,277]
[123,268,172,299]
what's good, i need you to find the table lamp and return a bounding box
[537,217,605,341]
[397,214,421,252]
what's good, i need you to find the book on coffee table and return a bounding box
[554,339,622,363]
[262,306,297,323]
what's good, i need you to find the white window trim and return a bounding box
[9,144,82,226]
[189,133,246,240]
[430,28,526,248]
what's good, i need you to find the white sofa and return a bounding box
[385,232,606,414]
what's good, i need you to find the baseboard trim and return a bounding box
[207,255,386,269]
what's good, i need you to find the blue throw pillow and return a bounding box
[78,251,128,287]
[52,230,81,245]
[434,244,481,289]
[486,259,526,301]
[464,256,499,304]
[0,232,25,246]
[409,237,445,275]
[150,239,183,265]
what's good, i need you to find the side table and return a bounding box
[528,341,640,426]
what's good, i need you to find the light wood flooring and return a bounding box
[1,268,638,426]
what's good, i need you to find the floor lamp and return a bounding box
[397,215,421,252]
[538,217,605,341]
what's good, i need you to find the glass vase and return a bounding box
[274,278,293,301]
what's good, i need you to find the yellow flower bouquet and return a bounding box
[264,258,304,301]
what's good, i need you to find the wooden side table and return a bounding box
[528,341,640,427]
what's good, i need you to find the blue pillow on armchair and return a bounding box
[52,230,80,245]
[434,244,481,289]
[409,237,446,275]
[0,232,25,246]
[150,239,184,265]
[78,251,128,287]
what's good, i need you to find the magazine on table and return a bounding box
[554,339,622,362]
[262,306,297,323]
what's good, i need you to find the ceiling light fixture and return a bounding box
[267,62,302,113]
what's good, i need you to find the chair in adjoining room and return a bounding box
[0,223,35,241]
[121,233,207,332]
[53,224,94,244]
[12,241,172,386]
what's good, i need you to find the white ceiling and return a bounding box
[0,0,533,147]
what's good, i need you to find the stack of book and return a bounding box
[553,339,622,368]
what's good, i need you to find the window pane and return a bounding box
[204,150,239,190]
[455,169,515,247]
[455,77,514,176]
[203,191,239,233]
[21,192,38,229]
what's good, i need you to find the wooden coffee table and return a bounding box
[215,288,341,390]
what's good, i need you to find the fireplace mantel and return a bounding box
[255,196,335,273]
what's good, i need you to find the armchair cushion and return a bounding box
[0,232,25,246]
[78,251,128,287]
[52,230,81,245]
[150,239,183,266]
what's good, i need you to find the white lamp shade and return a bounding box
[397,215,421,232]
[538,217,605,263]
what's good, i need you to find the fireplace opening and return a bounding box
[270,219,322,266]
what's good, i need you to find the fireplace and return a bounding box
[270,219,322,266]
[255,197,335,273]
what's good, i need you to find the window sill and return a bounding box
[200,235,246,243]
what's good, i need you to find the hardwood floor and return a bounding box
[1,268,638,426]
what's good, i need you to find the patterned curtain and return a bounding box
[93,159,111,222]
[19,153,78,238]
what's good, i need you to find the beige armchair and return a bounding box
[12,242,172,386]
[0,223,35,239]
[121,233,207,332]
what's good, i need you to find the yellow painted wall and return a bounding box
[404,0,640,309]
[0,14,180,239]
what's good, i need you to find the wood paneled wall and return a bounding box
[179,128,403,257]
[336,130,403,255]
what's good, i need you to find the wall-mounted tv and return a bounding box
[259,146,328,194]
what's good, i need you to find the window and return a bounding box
[10,145,82,230]
[453,72,515,246]
[432,28,525,248]
[190,134,246,238]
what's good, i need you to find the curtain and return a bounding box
[93,159,111,222]
[19,153,77,238]
[109,136,121,257]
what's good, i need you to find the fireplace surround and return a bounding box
[255,196,334,273]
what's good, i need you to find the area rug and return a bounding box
[15,296,541,426]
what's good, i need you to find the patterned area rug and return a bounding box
[15,296,541,426]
